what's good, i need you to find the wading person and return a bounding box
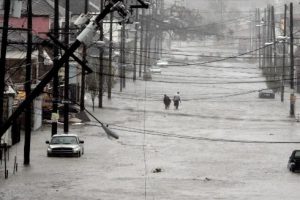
[163,94,171,109]
[173,92,181,110]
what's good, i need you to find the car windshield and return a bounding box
[295,151,300,158]
[262,89,273,93]
[51,136,78,144]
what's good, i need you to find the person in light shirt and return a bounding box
[173,92,181,109]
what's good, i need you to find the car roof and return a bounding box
[52,134,79,137]
[260,89,274,93]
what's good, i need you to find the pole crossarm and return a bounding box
[46,33,93,74]
[130,0,150,9]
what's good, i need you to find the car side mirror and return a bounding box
[79,140,84,144]
[45,141,49,144]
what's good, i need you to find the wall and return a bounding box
[0,16,50,38]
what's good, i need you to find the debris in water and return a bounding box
[152,168,163,173]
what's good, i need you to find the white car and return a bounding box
[46,134,84,157]
[157,60,169,68]
[149,66,161,73]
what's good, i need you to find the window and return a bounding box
[295,151,300,158]
[51,136,78,144]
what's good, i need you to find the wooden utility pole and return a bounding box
[52,0,59,136]
[154,0,159,60]
[139,9,145,77]
[255,9,258,59]
[269,6,272,71]
[268,6,272,73]
[80,0,89,111]
[24,0,32,165]
[133,13,139,81]
[122,37,126,88]
[108,12,113,99]
[262,8,266,72]
[143,10,149,79]
[0,0,11,133]
[160,0,164,58]
[146,9,152,68]
[98,0,104,107]
[290,2,295,117]
[272,6,276,81]
[281,4,287,102]
[119,21,124,92]
[258,9,262,69]
[64,0,70,133]
[265,5,271,77]
[122,0,126,88]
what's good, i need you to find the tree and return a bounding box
[87,76,98,111]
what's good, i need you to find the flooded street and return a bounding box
[1,40,300,200]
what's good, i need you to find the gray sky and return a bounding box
[163,0,296,11]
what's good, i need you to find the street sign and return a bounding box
[51,113,59,122]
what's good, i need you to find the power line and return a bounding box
[108,125,300,144]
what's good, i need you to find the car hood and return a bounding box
[49,144,79,148]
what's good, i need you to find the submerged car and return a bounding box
[149,66,161,73]
[288,150,300,172]
[258,89,275,99]
[156,60,169,68]
[143,69,152,80]
[46,134,84,157]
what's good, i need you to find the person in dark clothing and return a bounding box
[163,94,171,109]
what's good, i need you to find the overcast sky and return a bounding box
[164,0,299,11]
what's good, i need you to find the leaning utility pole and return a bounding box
[281,4,287,103]
[52,0,59,135]
[0,0,11,133]
[24,0,32,165]
[0,0,149,140]
[290,2,295,117]
[80,0,89,111]
[98,0,104,107]
[64,0,70,133]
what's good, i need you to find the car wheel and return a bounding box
[77,152,81,157]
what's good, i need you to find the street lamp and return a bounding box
[83,106,119,139]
